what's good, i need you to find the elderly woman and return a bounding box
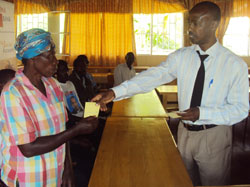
[0,28,98,187]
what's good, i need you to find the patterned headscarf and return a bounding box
[14,28,55,60]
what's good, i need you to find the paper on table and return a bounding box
[84,102,100,118]
[167,111,182,118]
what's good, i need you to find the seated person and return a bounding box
[56,60,84,119]
[69,56,96,106]
[77,55,98,91]
[56,60,96,186]
[114,52,136,86]
[0,69,15,186]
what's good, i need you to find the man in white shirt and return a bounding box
[114,52,136,86]
[92,1,249,186]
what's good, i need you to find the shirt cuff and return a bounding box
[111,84,127,101]
[199,106,211,121]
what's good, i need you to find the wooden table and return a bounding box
[89,117,193,187]
[156,85,178,111]
[111,90,168,118]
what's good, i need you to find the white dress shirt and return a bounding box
[112,41,249,125]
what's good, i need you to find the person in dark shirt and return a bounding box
[69,55,96,106]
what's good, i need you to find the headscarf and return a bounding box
[14,28,55,60]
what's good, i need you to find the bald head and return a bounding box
[190,1,221,22]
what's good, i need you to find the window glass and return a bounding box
[223,17,250,56]
[134,13,183,55]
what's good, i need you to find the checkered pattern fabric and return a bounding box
[0,69,68,187]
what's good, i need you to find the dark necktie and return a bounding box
[190,51,209,108]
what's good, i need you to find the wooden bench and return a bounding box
[155,85,178,112]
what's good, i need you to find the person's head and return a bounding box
[15,28,58,77]
[76,55,89,66]
[57,60,69,83]
[73,55,88,77]
[125,52,135,67]
[70,96,79,110]
[0,69,15,93]
[188,1,221,50]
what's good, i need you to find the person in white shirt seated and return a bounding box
[56,60,84,119]
[114,52,136,86]
[56,60,97,186]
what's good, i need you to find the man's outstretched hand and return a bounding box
[91,89,115,111]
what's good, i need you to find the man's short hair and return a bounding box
[125,52,135,61]
[58,60,69,71]
[191,1,221,21]
[73,55,89,68]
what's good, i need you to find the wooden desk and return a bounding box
[89,117,193,187]
[134,66,150,72]
[111,90,168,118]
[156,85,178,111]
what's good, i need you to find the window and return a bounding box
[16,11,70,56]
[223,17,250,56]
[133,13,183,55]
[16,13,48,35]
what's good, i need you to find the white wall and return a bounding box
[137,55,250,68]
[0,0,16,70]
[136,55,167,67]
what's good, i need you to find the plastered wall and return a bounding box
[137,55,250,67]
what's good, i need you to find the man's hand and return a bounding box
[177,107,200,122]
[91,90,115,111]
[75,116,98,135]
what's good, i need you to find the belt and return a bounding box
[183,123,217,131]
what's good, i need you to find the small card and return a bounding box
[84,102,100,118]
[167,111,182,118]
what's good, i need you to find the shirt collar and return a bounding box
[16,68,50,90]
[194,39,220,58]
